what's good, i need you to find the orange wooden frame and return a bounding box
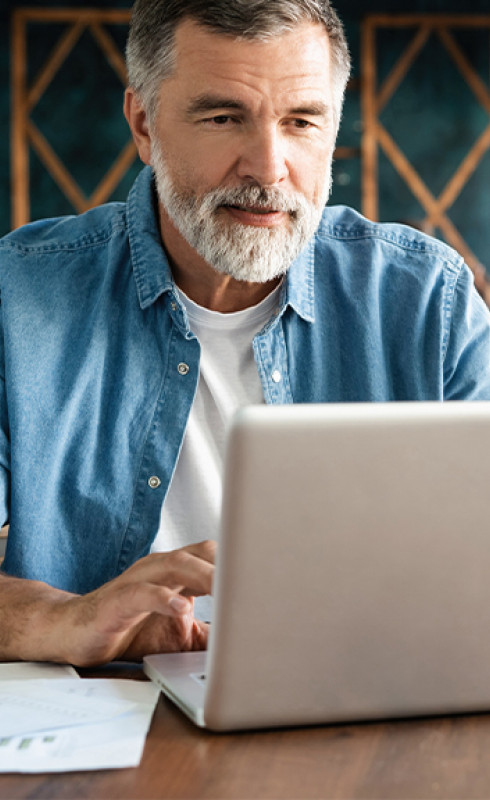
[10,7,136,230]
[362,14,490,275]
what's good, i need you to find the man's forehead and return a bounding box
[170,17,331,80]
[162,18,333,105]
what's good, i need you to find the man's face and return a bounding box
[148,19,337,283]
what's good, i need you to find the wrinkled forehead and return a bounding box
[167,18,333,99]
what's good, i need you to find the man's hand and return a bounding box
[0,540,215,667]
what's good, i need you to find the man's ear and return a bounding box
[123,88,152,165]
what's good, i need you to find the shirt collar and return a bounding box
[128,167,174,310]
[128,165,316,322]
[281,236,315,323]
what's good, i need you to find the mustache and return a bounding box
[201,185,307,217]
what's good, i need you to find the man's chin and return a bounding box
[201,248,291,285]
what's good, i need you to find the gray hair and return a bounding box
[126,0,351,132]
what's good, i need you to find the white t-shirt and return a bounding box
[151,283,281,620]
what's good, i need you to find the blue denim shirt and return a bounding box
[1,166,490,593]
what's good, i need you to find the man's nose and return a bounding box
[236,126,289,187]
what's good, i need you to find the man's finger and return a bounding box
[120,542,216,595]
[96,582,197,631]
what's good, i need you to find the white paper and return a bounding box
[0,678,159,772]
[0,679,138,737]
[0,662,79,681]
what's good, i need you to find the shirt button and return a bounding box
[178,362,190,376]
[171,302,177,311]
[148,476,161,489]
[272,370,282,384]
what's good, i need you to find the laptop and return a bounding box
[144,402,490,731]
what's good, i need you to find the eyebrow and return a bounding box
[186,95,247,117]
[185,94,330,119]
[288,102,330,117]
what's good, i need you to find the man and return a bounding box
[1,0,490,667]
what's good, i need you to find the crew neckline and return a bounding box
[175,281,283,330]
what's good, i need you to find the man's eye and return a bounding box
[209,115,233,125]
[292,119,313,129]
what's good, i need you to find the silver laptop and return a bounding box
[144,402,490,731]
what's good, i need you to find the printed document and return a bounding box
[0,663,159,772]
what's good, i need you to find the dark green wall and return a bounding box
[1,0,134,233]
[2,1,490,269]
[333,1,490,272]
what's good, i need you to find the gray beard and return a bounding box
[151,142,332,283]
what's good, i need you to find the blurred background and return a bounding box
[2,0,490,290]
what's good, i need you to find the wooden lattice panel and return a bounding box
[362,14,490,282]
[11,7,136,229]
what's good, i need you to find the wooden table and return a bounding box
[3,664,490,799]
